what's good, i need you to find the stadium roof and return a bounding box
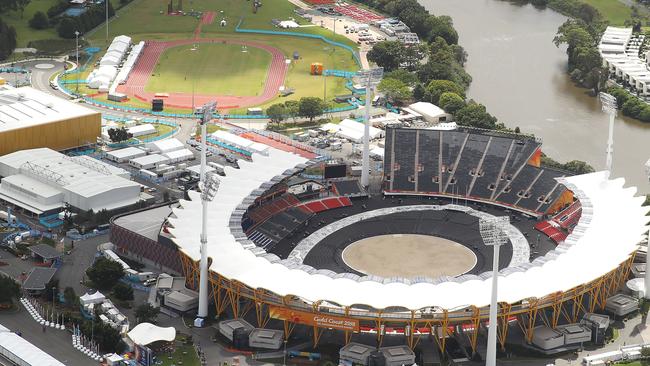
[170,148,648,310]
[0,87,98,133]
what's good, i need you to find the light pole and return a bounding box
[195,101,218,327]
[355,67,383,188]
[75,30,80,94]
[283,339,287,366]
[105,0,109,42]
[479,216,509,366]
[599,92,617,178]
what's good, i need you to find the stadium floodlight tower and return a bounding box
[355,67,383,188]
[479,216,509,366]
[599,92,617,178]
[194,101,218,328]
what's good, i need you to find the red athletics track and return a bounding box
[116,38,288,110]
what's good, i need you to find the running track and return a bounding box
[117,37,288,109]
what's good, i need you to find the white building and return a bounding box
[163,148,194,163]
[407,102,451,124]
[0,323,65,366]
[127,124,156,137]
[146,138,184,154]
[105,147,146,163]
[0,148,141,215]
[129,154,169,169]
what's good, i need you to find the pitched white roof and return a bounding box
[146,138,184,153]
[170,145,648,310]
[0,87,98,133]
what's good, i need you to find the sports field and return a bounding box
[145,43,272,96]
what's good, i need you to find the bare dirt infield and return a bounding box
[342,234,477,278]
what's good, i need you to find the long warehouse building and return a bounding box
[0,86,101,156]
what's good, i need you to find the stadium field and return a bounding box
[145,43,272,96]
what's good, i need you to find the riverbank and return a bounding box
[419,0,650,192]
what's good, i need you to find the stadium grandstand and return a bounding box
[383,127,570,215]
[110,126,648,357]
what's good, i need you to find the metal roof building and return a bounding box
[23,267,58,291]
[0,87,101,156]
[0,148,141,215]
[0,323,65,365]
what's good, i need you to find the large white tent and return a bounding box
[127,323,175,346]
[168,143,650,310]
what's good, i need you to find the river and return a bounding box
[419,0,650,193]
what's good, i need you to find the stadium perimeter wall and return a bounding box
[0,114,101,156]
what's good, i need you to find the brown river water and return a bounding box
[419,0,650,193]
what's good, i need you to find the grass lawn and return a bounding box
[582,0,632,25]
[146,43,272,96]
[3,0,61,47]
[158,342,200,366]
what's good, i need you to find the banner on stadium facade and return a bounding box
[269,306,359,332]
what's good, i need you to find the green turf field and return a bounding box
[3,0,61,47]
[582,0,632,25]
[145,43,272,96]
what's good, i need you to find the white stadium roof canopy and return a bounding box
[169,145,649,310]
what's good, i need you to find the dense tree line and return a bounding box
[0,17,16,60]
[608,86,650,122]
[57,1,114,38]
[0,0,30,19]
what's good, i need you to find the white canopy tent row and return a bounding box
[87,35,132,91]
[168,142,649,311]
[109,41,145,100]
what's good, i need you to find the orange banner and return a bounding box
[269,306,359,332]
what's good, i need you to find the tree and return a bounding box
[56,16,78,39]
[0,18,17,61]
[563,160,595,175]
[107,127,133,143]
[63,286,78,307]
[438,92,465,114]
[43,279,59,302]
[0,275,19,303]
[284,100,299,123]
[15,0,30,18]
[378,78,411,104]
[29,11,48,29]
[424,80,465,105]
[384,69,418,86]
[413,83,426,101]
[112,282,134,302]
[454,102,498,129]
[135,303,160,324]
[86,257,124,290]
[266,103,287,124]
[428,15,458,45]
[367,41,406,72]
[80,320,124,353]
[298,97,325,122]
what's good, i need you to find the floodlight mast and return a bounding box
[646,231,650,301]
[599,92,617,178]
[196,101,217,325]
[479,216,509,366]
[356,68,383,188]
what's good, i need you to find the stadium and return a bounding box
[113,126,648,357]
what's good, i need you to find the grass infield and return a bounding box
[145,42,272,96]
